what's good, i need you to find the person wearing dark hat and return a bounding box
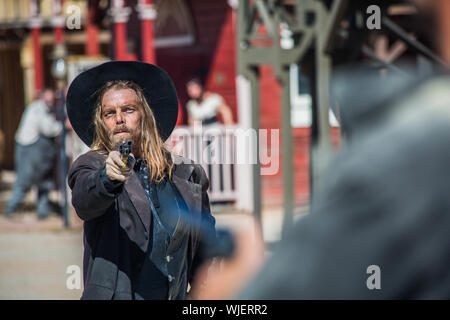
[66,61,216,300]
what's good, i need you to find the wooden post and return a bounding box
[111,0,131,60]
[30,0,43,94]
[137,0,157,63]
[52,0,65,44]
[86,2,100,56]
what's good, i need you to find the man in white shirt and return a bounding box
[6,89,62,219]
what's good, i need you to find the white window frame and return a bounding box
[289,64,339,128]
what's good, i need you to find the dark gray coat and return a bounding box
[239,75,450,299]
[68,151,215,300]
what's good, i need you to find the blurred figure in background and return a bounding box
[192,0,450,299]
[186,77,234,126]
[5,88,62,219]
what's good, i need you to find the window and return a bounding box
[153,0,195,48]
[289,64,339,128]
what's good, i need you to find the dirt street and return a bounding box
[0,230,84,299]
[0,170,293,300]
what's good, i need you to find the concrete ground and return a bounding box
[0,170,307,299]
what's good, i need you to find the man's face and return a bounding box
[42,90,54,108]
[101,87,142,149]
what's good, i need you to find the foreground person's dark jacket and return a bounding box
[68,151,215,300]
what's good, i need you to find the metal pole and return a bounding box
[238,0,262,228]
[247,67,262,226]
[280,67,294,239]
[381,16,448,69]
[310,1,333,198]
[60,90,69,228]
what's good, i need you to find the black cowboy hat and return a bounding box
[66,61,179,146]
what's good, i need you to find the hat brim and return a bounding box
[67,61,179,146]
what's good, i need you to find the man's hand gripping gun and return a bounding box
[118,140,133,168]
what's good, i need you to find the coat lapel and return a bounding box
[122,158,202,240]
[124,170,151,234]
[167,163,203,253]
[172,163,202,215]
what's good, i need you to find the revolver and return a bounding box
[118,140,133,168]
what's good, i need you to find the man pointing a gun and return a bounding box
[66,61,216,300]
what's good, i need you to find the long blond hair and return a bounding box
[91,80,174,182]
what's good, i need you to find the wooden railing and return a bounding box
[166,125,240,203]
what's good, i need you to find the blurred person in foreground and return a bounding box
[191,0,450,299]
[66,61,216,300]
[186,77,234,126]
[5,88,62,219]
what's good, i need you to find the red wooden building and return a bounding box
[0,0,341,211]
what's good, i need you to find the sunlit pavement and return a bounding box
[0,170,306,299]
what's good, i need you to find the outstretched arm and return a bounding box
[189,216,265,300]
[68,151,132,221]
[217,103,234,125]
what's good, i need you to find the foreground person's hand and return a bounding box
[190,216,266,300]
